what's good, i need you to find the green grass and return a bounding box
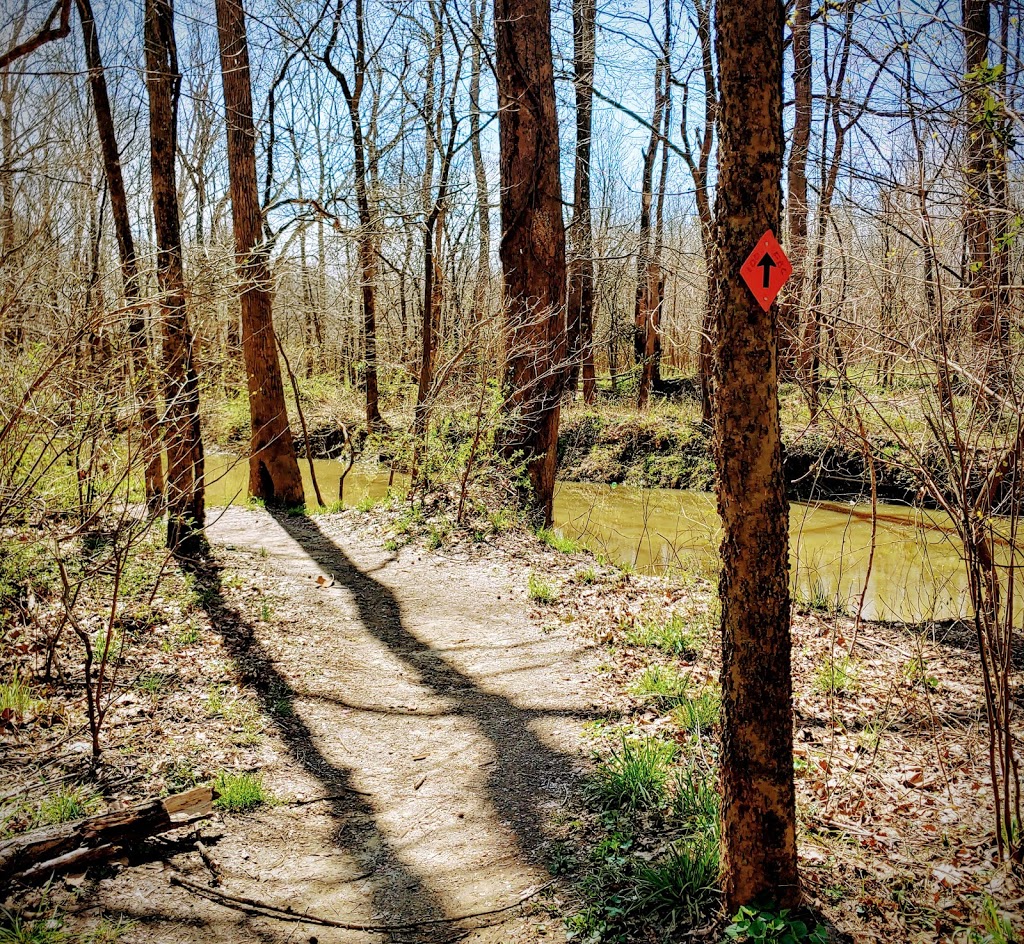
[815,654,858,696]
[537,527,582,554]
[213,771,271,813]
[574,566,599,585]
[355,495,378,512]
[671,687,721,734]
[527,572,557,604]
[0,671,44,722]
[36,785,99,826]
[625,610,705,658]
[671,764,720,833]
[588,735,677,810]
[0,907,65,944]
[633,835,720,930]
[136,673,170,695]
[308,500,346,516]
[630,664,689,708]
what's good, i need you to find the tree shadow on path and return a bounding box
[269,510,596,863]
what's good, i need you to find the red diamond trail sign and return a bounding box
[740,229,792,311]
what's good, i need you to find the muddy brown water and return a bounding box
[205,455,991,624]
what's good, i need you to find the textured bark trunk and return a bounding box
[144,0,205,555]
[494,0,567,526]
[962,0,1001,384]
[713,0,798,910]
[470,0,490,332]
[566,0,596,402]
[215,0,304,508]
[778,0,810,380]
[634,57,666,408]
[324,0,383,431]
[75,0,163,506]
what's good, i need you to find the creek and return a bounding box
[205,455,984,624]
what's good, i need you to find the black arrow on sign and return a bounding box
[757,252,776,289]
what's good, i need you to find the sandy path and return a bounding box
[92,507,600,943]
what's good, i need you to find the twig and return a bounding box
[169,872,553,931]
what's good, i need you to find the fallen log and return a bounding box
[0,786,215,884]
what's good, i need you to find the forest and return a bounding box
[1,0,1022,941]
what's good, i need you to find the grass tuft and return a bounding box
[815,654,858,696]
[671,687,721,734]
[213,771,271,813]
[527,572,558,604]
[625,610,705,658]
[588,735,677,810]
[537,527,582,555]
[630,664,689,708]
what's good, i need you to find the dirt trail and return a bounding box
[92,507,601,943]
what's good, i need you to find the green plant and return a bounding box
[260,600,274,622]
[0,906,66,944]
[574,566,598,585]
[588,735,676,810]
[0,671,44,722]
[633,835,720,930]
[528,572,557,604]
[973,895,1015,944]
[489,507,517,533]
[538,527,582,555]
[213,771,271,812]
[671,688,721,734]
[725,906,828,944]
[83,917,136,944]
[136,673,169,695]
[814,654,858,696]
[625,610,704,658]
[91,628,120,663]
[904,655,939,691]
[36,785,98,826]
[355,495,378,512]
[630,664,689,708]
[671,765,720,834]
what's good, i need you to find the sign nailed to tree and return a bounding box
[740,229,792,311]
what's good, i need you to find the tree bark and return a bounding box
[778,0,810,380]
[713,0,798,910]
[566,0,596,401]
[144,0,205,555]
[324,0,383,432]
[469,0,490,333]
[215,0,304,507]
[962,0,1003,386]
[75,0,163,508]
[493,0,567,526]
[634,57,667,408]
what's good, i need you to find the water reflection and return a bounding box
[204,455,996,624]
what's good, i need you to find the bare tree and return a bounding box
[493,0,567,524]
[144,0,205,554]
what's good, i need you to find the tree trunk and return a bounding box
[144,0,205,555]
[778,0,810,380]
[215,0,304,507]
[962,0,1002,385]
[634,57,666,408]
[494,0,567,526]
[324,0,383,432]
[75,0,163,506]
[713,0,798,910]
[469,0,490,333]
[566,0,596,401]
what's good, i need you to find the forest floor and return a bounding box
[3,497,1023,943]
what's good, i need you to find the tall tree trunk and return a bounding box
[713,0,798,910]
[215,0,304,507]
[567,0,596,404]
[778,0,810,380]
[469,0,490,332]
[144,0,205,555]
[325,0,383,431]
[494,0,567,526]
[680,0,718,426]
[565,0,596,399]
[635,57,666,408]
[963,0,1001,386]
[75,0,164,506]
